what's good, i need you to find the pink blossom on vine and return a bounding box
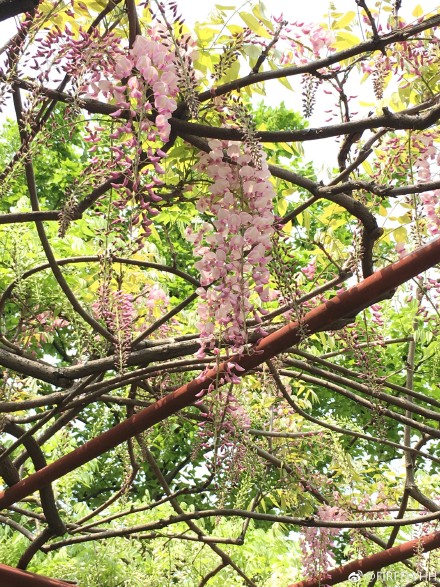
[413,132,440,237]
[222,389,251,430]
[306,25,335,55]
[155,114,172,141]
[421,192,440,236]
[370,303,384,327]
[35,312,69,328]
[302,260,316,280]
[301,505,344,581]
[113,55,132,78]
[47,21,185,247]
[277,21,335,68]
[135,283,176,338]
[189,140,275,356]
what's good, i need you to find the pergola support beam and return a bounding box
[1,239,439,515]
[0,563,75,586]
[288,530,440,587]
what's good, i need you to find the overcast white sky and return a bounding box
[183,0,440,26]
[1,1,438,46]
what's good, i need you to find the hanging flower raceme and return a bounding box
[85,28,181,143]
[93,288,134,372]
[85,29,182,241]
[56,25,198,245]
[413,131,440,237]
[187,140,275,357]
[301,504,345,580]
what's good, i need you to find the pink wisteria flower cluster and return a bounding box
[414,132,440,237]
[275,19,335,66]
[301,504,344,580]
[186,140,275,356]
[34,21,193,245]
[83,29,183,240]
[136,282,175,338]
[21,311,69,354]
[86,28,181,142]
[372,130,440,255]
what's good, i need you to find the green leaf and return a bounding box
[393,226,408,243]
[277,76,293,91]
[277,197,288,216]
[195,25,217,43]
[335,31,361,49]
[362,160,373,175]
[239,12,272,38]
[252,4,274,30]
[334,11,356,28]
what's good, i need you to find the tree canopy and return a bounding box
[1,1,440,586]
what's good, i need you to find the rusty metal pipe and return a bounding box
[0,237,439,511]
[0,563,74,586]
[288,530,440,587]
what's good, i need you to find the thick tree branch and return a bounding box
[125,0,141,47]
[17,527,54,570]
[3,422,66,537]
[197,14,440,99]
[172,103,440,142]
[9,77,440,144]
[0,0,38,22]
[45,508,440,549]
[0,211,60,224]
[0,514,34,540]
[0,347,69,387]
[11,85,116,344]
